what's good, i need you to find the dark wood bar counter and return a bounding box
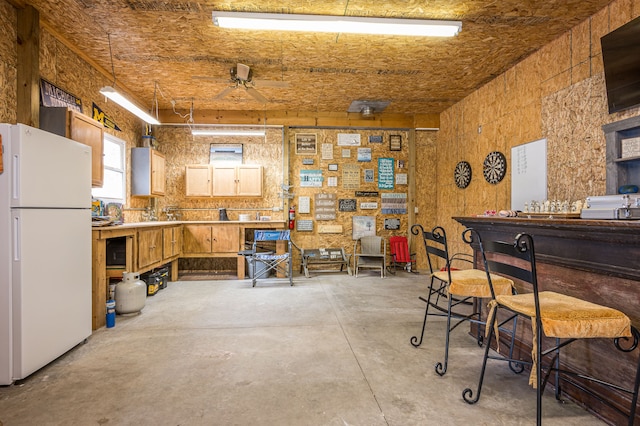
[453,216,640,425]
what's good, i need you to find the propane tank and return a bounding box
[288,206,295,230]
[115,272,146,314]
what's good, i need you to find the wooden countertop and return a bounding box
[93,220,286,229]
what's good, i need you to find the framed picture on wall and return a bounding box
[389,135,402,151]
[328,163,338,171]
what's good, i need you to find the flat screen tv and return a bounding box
[601,16,640,113]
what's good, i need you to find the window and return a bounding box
[91,134,125,203]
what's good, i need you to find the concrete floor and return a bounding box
[0,271,605,425]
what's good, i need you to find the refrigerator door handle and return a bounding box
[12,154,19,201]
[13,215,20,261]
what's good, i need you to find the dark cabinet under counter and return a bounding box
[453,216,640,426]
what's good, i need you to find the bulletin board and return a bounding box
[511,138,547,211]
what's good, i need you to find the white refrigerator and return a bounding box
[0,123,92,385]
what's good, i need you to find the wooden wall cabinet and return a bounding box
[212,164,263,197]
[185,165,213,197]
[132,147,166,196]
[137,227,163,270]
[185,164,262,197]
[182,224,239,255]
[39,107,104,187]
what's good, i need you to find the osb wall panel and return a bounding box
[0,2,16,123]
[288,127,410,267]
[151,126,285,222]
[435,0,640,259]
[39,28,144,220]
[413,130,438,270]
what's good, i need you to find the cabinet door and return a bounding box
[185,165,212,197]
[211,165,237,196]
[162,226,180,259]
[237,165,263,196]
[138,228,163,268]
[211,225,240,253]
[151,150,166,195]
[182,225,213,254]
[68,111,104,188]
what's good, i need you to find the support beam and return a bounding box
[16,4,39,127]
[158,109,439,130]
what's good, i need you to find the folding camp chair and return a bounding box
[251,230,293,287]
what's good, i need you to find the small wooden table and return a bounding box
[300,248,352,277]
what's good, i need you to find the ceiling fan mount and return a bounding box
[192,63,289,104]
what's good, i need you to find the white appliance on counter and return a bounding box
[0,123,92,385]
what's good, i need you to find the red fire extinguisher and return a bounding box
[288,206,295,230]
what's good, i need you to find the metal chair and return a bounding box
[462,229,640,426]
[353,235,386,278]
[387,235,417,274]
[409,224,519,376]
[251,230,293,287]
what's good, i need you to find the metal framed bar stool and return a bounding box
[409,224,520,376]
[462,228,640,426]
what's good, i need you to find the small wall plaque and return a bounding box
[384,218,401,230]
[360,202,378,209]
[302,158,315,165]
[338,199,357,212]
[296,220,314,232]
[369,135,383,143]
[355,191,379,197]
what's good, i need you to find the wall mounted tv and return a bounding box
[601,16,640,114]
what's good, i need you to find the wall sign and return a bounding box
[352,216,376,239]
[357,148,372,162]
[298,196,311,214]
[296,220,314,232]
[300,170,323,187]
[318,224,343,234]
[360,202,378,209]
[315,193,337,220]
[338,199,357,212]
[378,158,395,189]
[355,191,379,197]
[369,135,383,143]
[381,193,407,214]
[302,158,315,165]
[384,218,401,230]
[342,163,360,189]
[295,133,317,154]
[40,78,82,112]
[321,143,334,160]
[337,133,361,146]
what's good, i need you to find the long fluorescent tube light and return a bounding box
[99,86,160,125]
[192,129,266,136]
[212,11,461,37]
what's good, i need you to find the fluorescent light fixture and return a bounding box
[99,86,160,125]
[212,11,461,37]
[192,129,266,136]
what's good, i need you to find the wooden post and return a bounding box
[17,5,40,127]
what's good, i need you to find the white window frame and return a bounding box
[91,133,126,204]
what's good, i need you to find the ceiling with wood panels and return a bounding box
[20,0,615,122]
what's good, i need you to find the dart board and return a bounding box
[483,151,507,184]
[454,161,472,189]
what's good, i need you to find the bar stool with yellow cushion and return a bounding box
[462,229,640,426]
[409,224,520,376]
